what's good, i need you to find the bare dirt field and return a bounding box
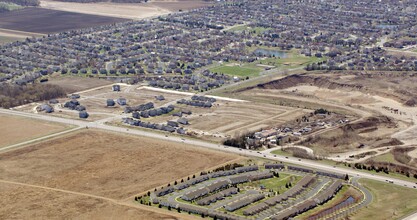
[0,8,128,34]
[184,101,305,136]
[40,0,170,19]
[46,76,113,94]
[0,114,68,148]
[0,129,239,200]
[0,183,188,220]
[39,0,212,19]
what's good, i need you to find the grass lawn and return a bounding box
[271,149,293,157]
[371,152,398,164]
[351,179,417,220]
[240,174,301,194]
[209,65,261,77]
[258,54,325,68]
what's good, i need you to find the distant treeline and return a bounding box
[0,83,66,108]
[54,0,147,3]
[2,0,39,6]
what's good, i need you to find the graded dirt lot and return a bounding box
[0,114,68,148]
[40,0,170,19]
[0,183,188,220]
[46,76,113,94]
[0,8,128,34]
[40,0,212,19]
[184,101,305,136]
[0,129,239,200]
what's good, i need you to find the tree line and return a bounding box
[0,83,66,108]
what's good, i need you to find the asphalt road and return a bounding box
[1,108,416,191]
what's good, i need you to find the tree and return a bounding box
[168,206,171,211]
[345,174,349,181]
[147,191,150,196]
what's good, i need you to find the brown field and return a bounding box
[40,0,212,19]
[41,0,170,19]
[0,114,68,148]
[0,183,188,220]
[0,129,239,200]
[184,101,305,136]
[46,76,113,94]
[0,8,128,34]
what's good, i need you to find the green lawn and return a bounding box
[240,174,301,194]
[258,54,325,68]
[351,179,417,220]
[209,65,261,77]
[371,152,398,164]
[271,149,293,157]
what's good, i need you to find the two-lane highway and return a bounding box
[1,108,416,191]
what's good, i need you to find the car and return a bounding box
[414,186,416,188]
[298,159,301,161]
[263,155,266,157]
[274,155,277,157]
[285,157,289,159]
